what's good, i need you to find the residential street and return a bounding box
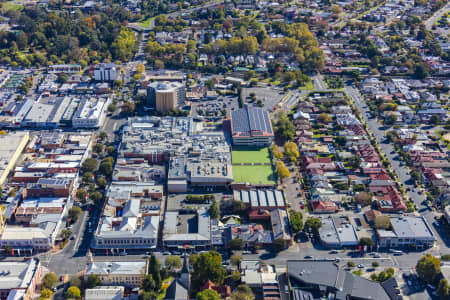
[346,85,448,251]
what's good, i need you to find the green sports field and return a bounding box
[232,165,276,184]
[231,147,271,164]
[232,147,276,184]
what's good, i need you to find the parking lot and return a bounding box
[242,87,286,112]
[190,95,240,119]
[166,192,232,211]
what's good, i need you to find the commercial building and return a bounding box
[287,260,399,300]
[0,259,43,300]
[93,182,163,250]
[377,216,435,249]
[319,216,359,248]
[0,131,29,185]
[163,210,211,249]
[48,64,81,74]
[146,81,185,112]
[2,131,92,253]
[94,63,119,82]
[230,108,274,146]
[0,226,53,252]
[85,286,124,300]
[119,117,233,190]
[84,261,148,288]
[71,97,110,128]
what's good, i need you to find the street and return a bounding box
[346,85,448,255]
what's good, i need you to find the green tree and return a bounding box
[92,143,103,153]
[142,275,157,292]
[437,278,450,300]
[386,114,397,125]
[416,254,441,284]
[65,286,81,299]
[372,262,379,268]
[90,191,103,206]
[82,172,94,184]
[318,113,332,123]
[276,161,290,180]
[230,254,242,267]
[61,229,72,240]
[430,115,440,125]
[111,29,136,61]
[81,158,98,173]
[75,189,87,202]
[149,254,161,290]
[142,291,158,300]
[273,238,287,251]
[191,251,226,292]
[99,132,107,140]
[354,192,372,206]
[86,274,100,289]
[228,238,244,250]
[96,177,107,189]
[41,273,58,289]
[232,270,241,282]
[232,201,246,215]
[57,73,68,84]
[275,114,295,143]
[289,210,303,234]
[230,284,255,300]
[165,255,182,270]
[197,289,220,300]
[208,199,220,219]
[99,160,113,176]
[68,207,82,222]
[347,155,362,169]
[347,261,355,268]
[70,276,82,288]
[284,141,299,159]
[107,103,117,113]
[359,237,375,247]
[304,217,322,235]
[413,64,429,79]
[40,289,53,299]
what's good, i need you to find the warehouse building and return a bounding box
[0,131,29,186]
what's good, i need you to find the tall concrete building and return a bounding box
[147,82,185,112]
[94,63,119,82]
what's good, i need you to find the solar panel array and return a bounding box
[231,108,273,136]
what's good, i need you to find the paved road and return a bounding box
[345,85,448,254]
[312,74,327,90]
[425,2,450,30]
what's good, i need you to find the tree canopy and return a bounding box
[416,254,441,284]
[191,251,226,292]
[197,289,220,300]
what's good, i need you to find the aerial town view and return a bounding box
[0,0,448,299]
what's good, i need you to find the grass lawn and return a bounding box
[298,80,314,90]
[2,1,23,11]
[157,277,173,300]
[232,147,271,164]
[233,165,276,184]
[139,17,154,28]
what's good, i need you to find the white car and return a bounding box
[357,264,365,268]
